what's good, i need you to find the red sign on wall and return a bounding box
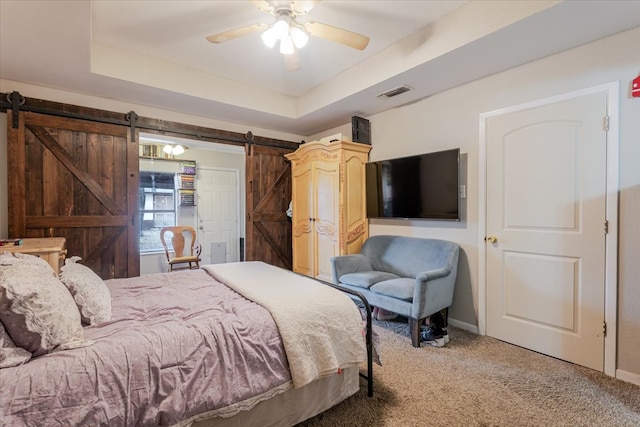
[633,75,640,97]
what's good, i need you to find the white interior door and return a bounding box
[197,168,239,264]
[485,91,608,371]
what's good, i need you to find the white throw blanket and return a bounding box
[202,262,367,388]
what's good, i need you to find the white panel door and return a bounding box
[197,168,239,264]
[486,91,607,371]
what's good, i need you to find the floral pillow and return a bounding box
[0,263,86,356]
[59,257,112,325]
[0,321,31,368]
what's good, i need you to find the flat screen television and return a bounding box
[365,148,460,220]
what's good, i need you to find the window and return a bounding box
[139,172,177,252]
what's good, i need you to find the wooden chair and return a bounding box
[160,226,202,272]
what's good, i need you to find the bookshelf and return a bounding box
[178,174,195,189]
[178,161,196,206]
[178,189,195,206]
[179,160,196,174]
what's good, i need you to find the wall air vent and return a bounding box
[377,85,412,99]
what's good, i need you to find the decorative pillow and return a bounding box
[0,321,31,368]
[0,263,86,356]
[59,256,112,325]
[0,251,55,276]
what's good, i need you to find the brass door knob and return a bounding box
[486,236,498,243]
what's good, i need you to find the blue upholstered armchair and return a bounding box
[331,235,460,347]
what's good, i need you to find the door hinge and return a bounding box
[602,321,607,337]
[603,116,610,131]
[604,219,609,234]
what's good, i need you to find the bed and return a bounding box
[0,255,371,427]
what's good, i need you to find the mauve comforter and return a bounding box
[0,269,291,426]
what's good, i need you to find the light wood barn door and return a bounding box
[245,144,293,269]
[7,111,139,279]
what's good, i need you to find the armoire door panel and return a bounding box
[315,232,338,282]
[291,165,313,274]
[314,161,339,243]
[344,153,365,229]
[313,161,339,280]
[293,231,313,276]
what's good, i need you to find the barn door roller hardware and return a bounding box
[125,111,139,142]
[245,131,255,155]
[6,91,25,129]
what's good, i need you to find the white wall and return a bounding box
[310,26,640,379]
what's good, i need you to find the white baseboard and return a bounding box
[448,318,479,334]
[616,369,640,386]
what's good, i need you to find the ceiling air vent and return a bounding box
[377,85,412,99]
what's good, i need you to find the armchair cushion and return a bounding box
[339,271,400,289]
[370,278,415,301]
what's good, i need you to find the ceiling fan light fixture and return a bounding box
[261,27,278,48]
[163,144,185,156]
[290,26,309,48]
[279,35,295,54]
[273,18,290,40]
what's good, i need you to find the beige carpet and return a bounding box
[298,318,640,427]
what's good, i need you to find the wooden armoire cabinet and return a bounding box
[285,139,371,282]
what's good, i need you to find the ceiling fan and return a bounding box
[205,0,370,71]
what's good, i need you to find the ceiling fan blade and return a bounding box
[304,21,369,50]
[284,51,301,72]
[206,23,267,44]
[291,0,321,16]
[252,0,274,15]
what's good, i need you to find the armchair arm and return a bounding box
[411,248,460,319]
[330,254,373,285]
[416,267,451,282]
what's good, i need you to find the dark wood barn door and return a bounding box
[245,144,293,269]
[7,112,139,278]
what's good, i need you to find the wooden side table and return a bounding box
[1,237,67,274]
